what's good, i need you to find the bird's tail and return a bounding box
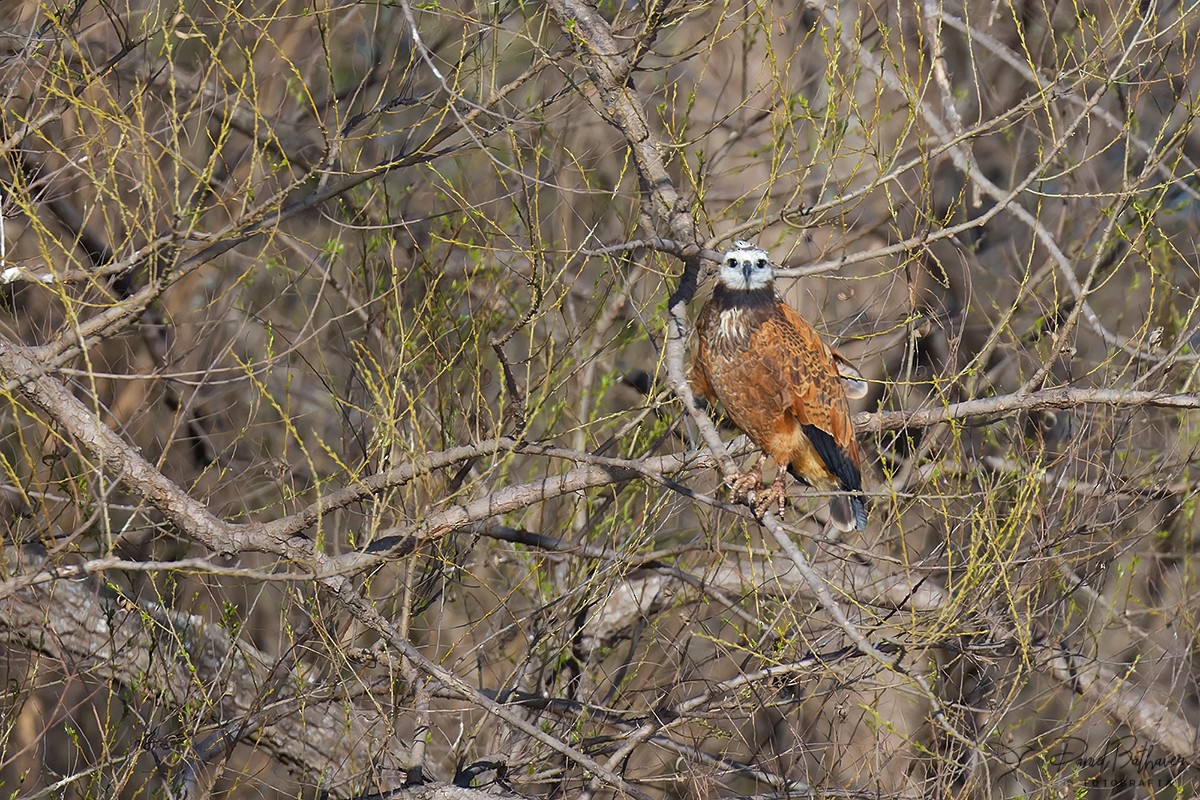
[787,463,868,532]
[829,494,869,533]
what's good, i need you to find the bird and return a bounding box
[690,240,868,531]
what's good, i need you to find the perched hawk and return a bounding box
[690,241,868,531]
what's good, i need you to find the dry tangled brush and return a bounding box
[0,0,1197,797]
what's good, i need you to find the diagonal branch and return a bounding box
[545,0,986,778]
[0,549,402,797]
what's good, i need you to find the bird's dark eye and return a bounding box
[727,258,738,267]
[756,259,767,269]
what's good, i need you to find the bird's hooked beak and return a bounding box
[742,261,753,286]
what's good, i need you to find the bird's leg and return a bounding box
[754,470,790,518]
[726,461,763,504]
[727,459,789,518]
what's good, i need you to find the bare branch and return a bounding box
[860,387,1200,433]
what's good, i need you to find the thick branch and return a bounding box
[545,0,695,246]
[1037,641,1199,765]
[0,549,400,796]
[0,336,265,556]
[858,387,1200,433]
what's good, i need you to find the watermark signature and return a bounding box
[997,734,1189,788]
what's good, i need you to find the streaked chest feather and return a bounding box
[714,308,753,349]
[699,286,776,359]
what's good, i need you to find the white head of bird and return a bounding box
[718,240,774,291]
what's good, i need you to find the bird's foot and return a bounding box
[727,465,763,504]
[753,472,789,518]
[727,467,788,519]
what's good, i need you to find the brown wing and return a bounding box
[689,357,715,406]
[831,347,868,399]
[750,303,862,479]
